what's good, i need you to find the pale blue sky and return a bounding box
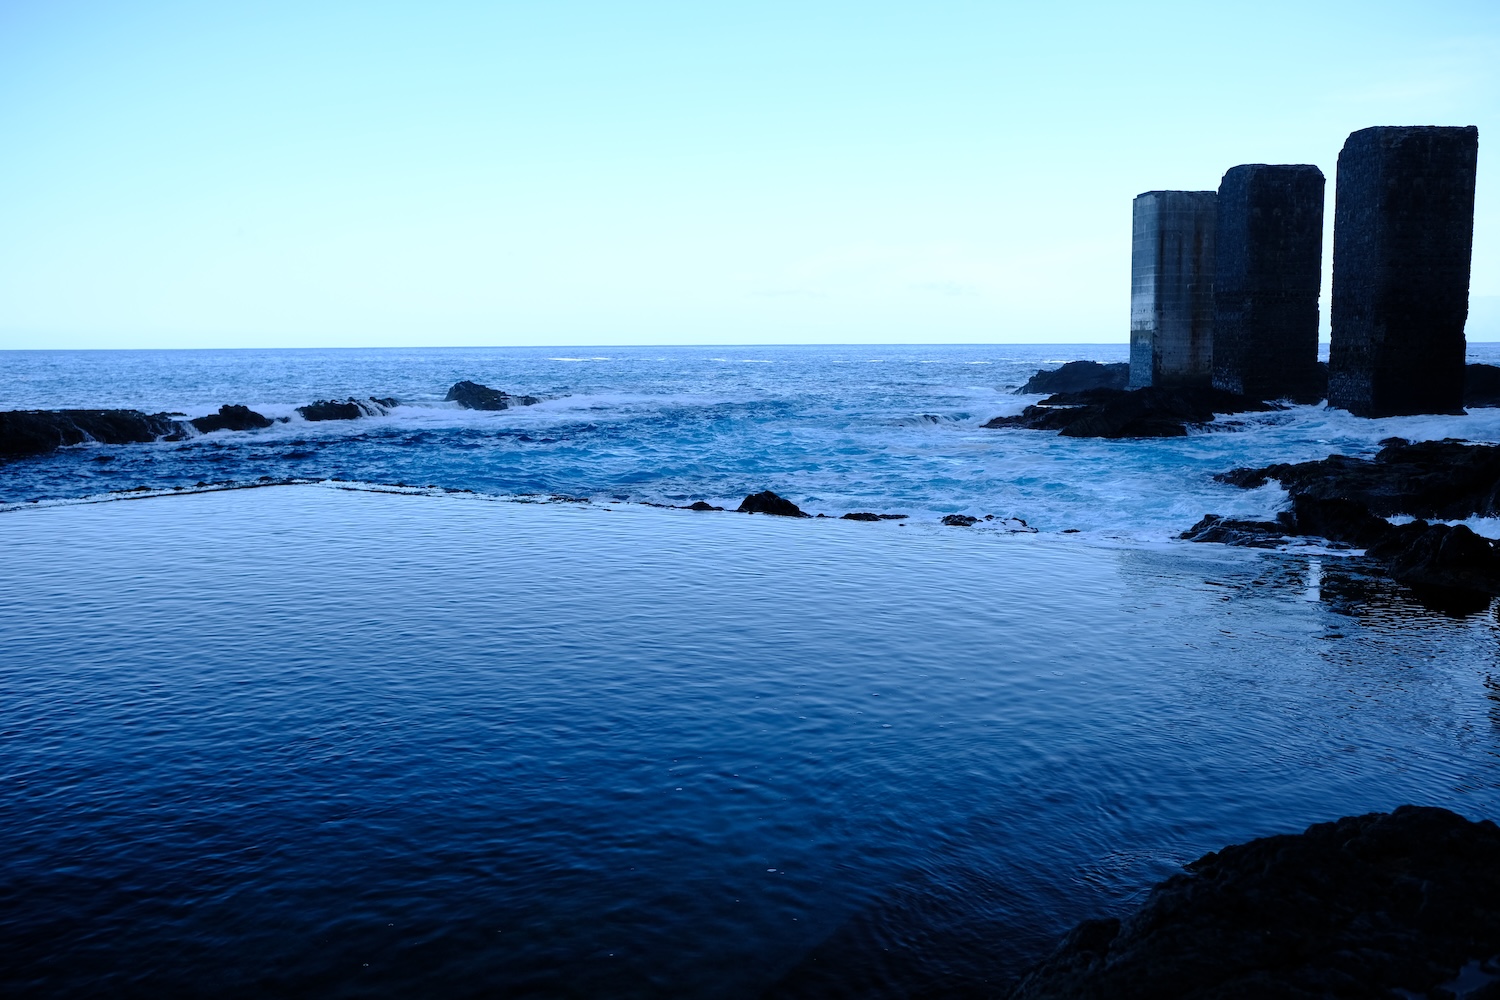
[1,0,1496,348]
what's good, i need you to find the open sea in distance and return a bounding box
[3,343,1500,997]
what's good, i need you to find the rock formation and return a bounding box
[1328,126,1479,417]
[1217,438,1500,520]
[0,409,183,458]
[1128,190,1217,388]
[296,397,398,421]
[1212,164,1326,402]
[985,386,1277,438]
[1015,361,1130,395]
[190,404,273,433]
[1010,806,1500,999]
[445,381,541,411]
[737,491,811,517]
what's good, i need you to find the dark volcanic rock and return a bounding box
[840,512,910,522]
[1218,438,1500,520]
[1370,521,1500,598]
[687,501,723,511]
[941,514,980,526]
[1211,164,1326,403]
[1010,805,1500,1000]
[445,380,541,411]
[1287,495,1392,548]
[1178,514,1290,548]
[986,386,1279,439]
[1015,361,1130,395]
[1328,126,1478,417]
[190,404,274,433]
[0,409,182,458]
[1467,363,1500,407]
[296,398,396,422]
[737,491,810,518]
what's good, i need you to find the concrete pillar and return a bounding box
[1328,125,1478,416]
[1212,164,1326,402]
[1129,190,1217,388]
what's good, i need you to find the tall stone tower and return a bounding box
[1328,125,1479,417]
[1129,190,1218,388]
[1212,164,1326,402]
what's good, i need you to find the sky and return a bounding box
[0,0,1496,349]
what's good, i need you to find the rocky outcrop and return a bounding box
[841,512,908,521]
[1015,361,1130,395]
[296,397,398,421]
[986,386,1279,439]
[1218,438,1500,520]
[190,404,273,433]
[1187,467,1500,610]
[686,500,724,511]
[737,491,810,517]
[1010,805,1500,999]
[0,409,183,458]
[445,381,541,411]
[942,514,980,526]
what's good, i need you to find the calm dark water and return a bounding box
[2,486,1498,997]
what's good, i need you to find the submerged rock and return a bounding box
[686,500,724,511]
[986,386,1279,439]
[1014,361,1130,395]
[841,512,909,521]
[190,404,274,433]
[445,380,541,411]
[1010,805,1500,1000]
[737,491,810,517]
[941,514,980,527]
[296,398,397,422]
[0,409,183,458]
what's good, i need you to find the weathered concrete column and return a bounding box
[1129,190,1217,388]
[1328,125,1479,416]
[1212,164,1326,402]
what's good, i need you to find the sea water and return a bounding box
[7,342,1500,539]
[3,345,1500,997]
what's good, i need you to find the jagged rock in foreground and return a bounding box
[986,386,1279,439]
[1014,361,1130,395]
[1010,806,1500,1000]
[737,491,810,517]
[0,408,183,458]
[190,404,274,433]
[445,380,541,411]
[1219,438,1500,520]
[296,397,399,421]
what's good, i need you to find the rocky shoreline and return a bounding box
[1009,806,1500,999]
[0,380,539,459]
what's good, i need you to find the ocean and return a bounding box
[7,342,1500,538]
[3,344,1500,997]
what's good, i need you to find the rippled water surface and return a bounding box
[3,486,1499,997]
